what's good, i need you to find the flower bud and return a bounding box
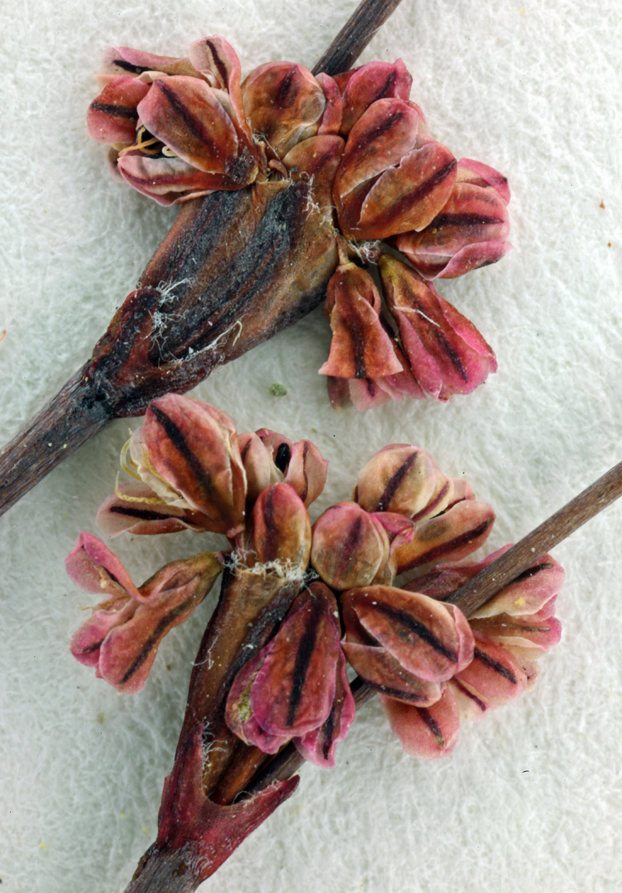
[225,583,354,765]
[354,444,441,517]
[394,159,511,280]
[88,37,259,205]
[241,62,329,157]
[379,254,497,400]
[126,394,247,538]
[67,533,222,693]
[333,60,414,136]
[342,586,474,685]
[244,483,312,571]
[379,685,460,759]
[311,502,390,590]
[333,99,456,241]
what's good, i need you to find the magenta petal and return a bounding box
[336,60,413,136]
[87,75,149,144]
[137,76,239,173]
[294,651,356,767]
[250,588,341,737]
[96,482,211,536]
[117,154,224,205]
[342,640,442,706]
[455,633,527,708]
[65,532,142,601]
[380,685,460,759]
[470,554,565,619]
[471,613,562,655]
[69,599,136,669]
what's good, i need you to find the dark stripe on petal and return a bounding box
[473,646,517,684]
[205,39,229,88]
[373,602,458,662]
[391,158,457,218]
[275,67,297,108]
[373,70,397,102]
[90,101,138,119]
[375,451,417,511]
[119,597,194,685]
[156,80,222,158]
[275,442,291,473]
[299,441,309,503]
[82,639,105,655]
[404,517,494,570]
[149,403,217,503]
[322,703,337,760]
[287,601,321,727]
[358,110,404,149]
[109,505,176,521]
[112,59,150,75]
[430,324,468,382]
[453,678,487,712]
[418,707,444,747]
[432,211,504,228]
[513,561,554,582]
[366,681,430,703]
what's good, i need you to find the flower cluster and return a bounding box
[88,38,510,411]
[67,396,560,766]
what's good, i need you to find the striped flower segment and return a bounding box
[66,535,222,694]
[88,37,511,410]
[225,583,355,767]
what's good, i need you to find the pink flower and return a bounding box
[394,159,511,279]
[67,533,222,693]
[332,59,413,136]
[380,549,563,758]
[379,254,497,401]
[333,98,456,241]
[87,37,259,204]
[225,583,355,767]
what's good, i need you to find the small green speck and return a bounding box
[269,383,287,397]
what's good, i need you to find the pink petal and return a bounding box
[294,650,356,767]
[69,598,136,669]
[336,60,413,136]
[137,76,240,174]
[380,685,460,758]
[311,502,389,590]
[392,499,495,574]
[65,532,142,601]
[117,153,226,205]
[342,586,474,682]
[96,482,211,536]
[87,75,149,144]
[470,613,562,655]
[454,632,527,708]
[139,395,246,537]
[342,640,442,706]
[470,554,565,619]
[319,264,403,380]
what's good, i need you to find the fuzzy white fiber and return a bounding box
[2,1,622,891]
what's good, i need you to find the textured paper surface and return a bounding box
[1,1,622,891]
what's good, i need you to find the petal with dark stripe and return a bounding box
[334,60,414,137]
[319,264,402,380]
[454,632,527,708]
[311,502,390,590]
[136,76,241,174]
[294,648,355,767]
[355,444,438,517]
[380,254,497,400]
[135,395,246,537]
[87,75,149,144]
[96,482,212,536]
[391,499,495,574]
[379,685,460,759]
[342,586,474,682]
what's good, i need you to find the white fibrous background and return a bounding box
[1,2,622,891]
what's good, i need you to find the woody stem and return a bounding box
[313,0,406,76]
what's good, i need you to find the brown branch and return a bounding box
[312,0,406,76]
[444,459,622,616]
